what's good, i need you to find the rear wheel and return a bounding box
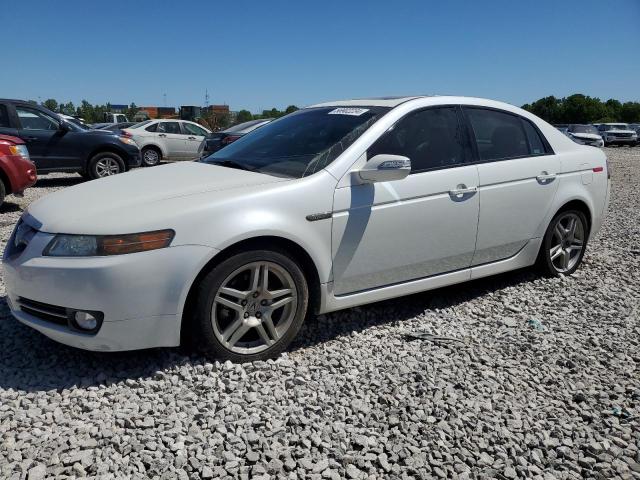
[538,210,588,276]
[141,147,161,167]
[88,152,125,179]
[189,250,309,362]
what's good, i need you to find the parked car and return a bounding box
[95,122,137,132]
[0,134,36,207]
[0,99,141,179]
[123,120,211,166]
[3,96,610,362]
[596,123,638,146]
[60,114,92,130]
[628,123,640,144]
[199,119,273,157]
[566,124,604,147]
[91,112,130,129]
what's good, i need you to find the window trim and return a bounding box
[366,104,475,175]
[461,106,554,164]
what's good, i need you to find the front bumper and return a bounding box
[3,228,216,351]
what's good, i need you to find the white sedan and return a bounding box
[123,120,211,166]
[3,96,610,362]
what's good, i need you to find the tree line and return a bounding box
[522,94,640,125]
[35,98,299,126]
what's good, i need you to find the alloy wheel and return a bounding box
[211,261,297,355]
[143,149,160,166]
[549,212,585,273]
[95,157,121,177]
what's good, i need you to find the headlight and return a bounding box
[43,230,175,256]
[9,144,30,160]
[118,136,138,146]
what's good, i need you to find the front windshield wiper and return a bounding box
[207,159,255,172]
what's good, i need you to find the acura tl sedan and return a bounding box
[3,96,610,362]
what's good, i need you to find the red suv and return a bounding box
[0,134,37,206]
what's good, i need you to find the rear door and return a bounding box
[156,121,188,160]
[463,107,560,265]
[182,122,209,158]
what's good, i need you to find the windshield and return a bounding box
[605,124,628,131]
[570,125,598,134]
[129,120,152,129]
[201,106,390,178]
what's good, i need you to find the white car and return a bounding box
[596,123,637,146]
[3,96,610,362]
[566,124,604,147]
[123,120,211,166]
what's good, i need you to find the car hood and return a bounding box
[25,162,290,234]
[604,129,635,134]
[570,133,601,140]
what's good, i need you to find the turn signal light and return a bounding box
[101,230,175,255]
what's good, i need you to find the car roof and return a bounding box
[307,95,529,114]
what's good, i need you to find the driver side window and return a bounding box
[368,107,468,173]
[16,107,59,131]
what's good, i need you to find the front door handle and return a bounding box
[449,184,478,197]
[158,133,167,137]
[188,136,196,140]
[536,172,557,183]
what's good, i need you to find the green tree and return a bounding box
[125,102,139,122]
[620,102,640,123]
[236,109,253,123]
[605,99,622,120]
[284,105,299,115]
[522,96,563,124]
[42,98,58,112]
[562,94,607,124]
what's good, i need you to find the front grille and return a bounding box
[611,133,632,138]
[17,297,69,326]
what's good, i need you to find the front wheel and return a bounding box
[538,210,589,276]
[189,250,309,362]
[87,152,124,179]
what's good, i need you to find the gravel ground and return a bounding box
[0,148,639,480]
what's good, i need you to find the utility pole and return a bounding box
[205,89,210,108]
[163,93,167,107]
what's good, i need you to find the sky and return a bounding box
[2,0,639,113]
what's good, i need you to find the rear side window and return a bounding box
[465,108,532,161]
[521,119,546,155]
[0,105,10,127]
[368,107,468,173]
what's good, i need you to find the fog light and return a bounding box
[73,311,98,331]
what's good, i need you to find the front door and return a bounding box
[463,107,561,265]
[14,105,77,171]
[156,121,188,160]
[331,106,480,296]
[182,122,209,159]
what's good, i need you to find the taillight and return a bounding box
[221,135,241,145]
[120,131,132,138]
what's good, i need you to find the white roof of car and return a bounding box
[308,95,523,112]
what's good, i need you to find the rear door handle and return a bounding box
[158,133,167,137]
[188,136,196,140]
[536,172,557,182]
[449,184,478,197]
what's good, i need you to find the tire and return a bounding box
[87,152,125,180]
[537,209,589,277]
[189,249,309,362]
[141,147,161,167]
[0,180,6,208]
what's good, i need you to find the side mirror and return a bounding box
[357,154,411,183]
[58,119,70,132]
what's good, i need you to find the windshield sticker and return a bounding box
[328,108,369,116]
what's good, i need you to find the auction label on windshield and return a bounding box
[328,107,369,116]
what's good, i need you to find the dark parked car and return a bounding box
[0,134,37,206]
[0,99,141,179]
[95,122,137,132]
[199,119,272,157]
